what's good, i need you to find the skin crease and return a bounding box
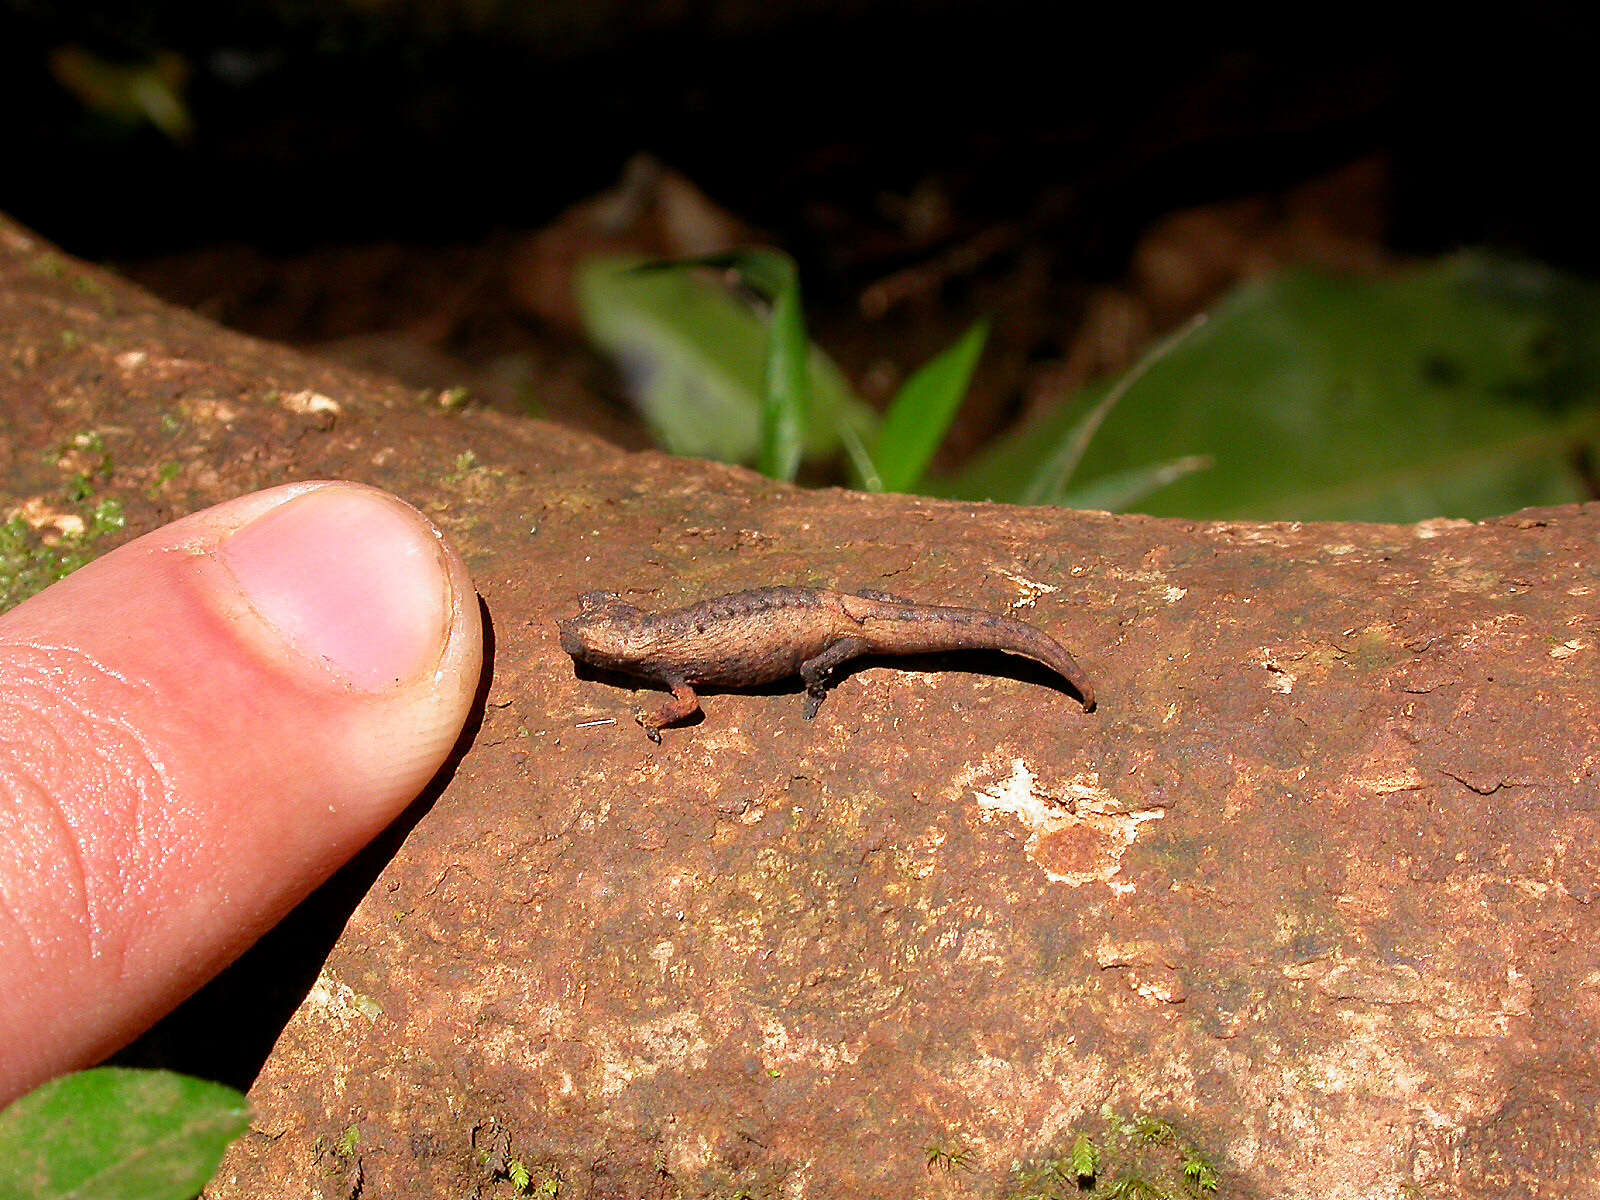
[559,585,1095,740]
[0,482,482,1105]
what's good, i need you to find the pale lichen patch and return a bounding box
[990,565,1061,599]
[1412,517,1475,539]
[1354,765,1425,795]
[1095,936,1191,1004]
[970,759,1164,891]
[1260,649,1298,693]
[7,495,87,539]
[1314,960,1424,1005]
[594,1010,710,1098]
[281,388,341,417]
[306,970,384,1032]
[180,396,241,424]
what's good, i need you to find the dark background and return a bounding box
[3,2,1593,275]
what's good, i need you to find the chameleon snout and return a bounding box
[558,621,586,657]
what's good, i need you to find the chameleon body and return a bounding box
[558,586,1095,741]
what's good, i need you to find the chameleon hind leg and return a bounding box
[639,680,701,742]
[799,637,869,719]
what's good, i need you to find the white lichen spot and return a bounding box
[1355,767,1425,795]
[8,496,85,539]
[114,350,148,369]
[649,939,675,977]
[1260,651,1297,693]
[974,759,1059,829]
[306,969,383,1032]
[575,798,613,834]
[1316,960,1423,1005]
[281,389,341,417]
[759,1013,859,1075]
[660,1124,718,1180]
[183,397,240,424]
[1163,585,1187,604]
[1412,517,1475,539]
[1095,936,1189,1004]
[1228,524,1293,546]
[991,567,1060,603]
[1504,965,1533,1017]
[758,1014,790,1057]
[972,759,1163,891]
[1551,639,1586,659]
[781,1159,813,1200]
[595,1010,710,1098]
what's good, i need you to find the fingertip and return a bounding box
[0,481,482,1101]
[218,484,458,692]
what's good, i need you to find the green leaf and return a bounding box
[1183,1153,1221,1192]
[1018,314,1208,506]
[48,47,193,142]
[870,319,988,493]
[508,1158,532,1192]
[748,250,809,481]
[947,251,1600,521]
[1056,454,1213,512]
[576,255,873,470]
[0,1067,251,1200]
[645,248,812,479]
[1069,1132,1101,1181]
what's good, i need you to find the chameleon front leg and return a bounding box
[799,637,869,719]
[638,679,702,742]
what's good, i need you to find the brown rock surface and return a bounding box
[3,213,1598,1199]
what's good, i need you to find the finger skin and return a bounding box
[0,482,481,1103]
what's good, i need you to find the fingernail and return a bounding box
[218,486,453,691]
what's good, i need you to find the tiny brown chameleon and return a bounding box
[559,586,1095,740]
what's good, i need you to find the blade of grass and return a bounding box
[1056,454,1214,511]
[757,254,809,480]
[704,248,810,481]
[837,419,883,492]
[870,319,989,493]
[1019,313,1210,506]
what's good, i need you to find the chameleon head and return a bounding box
[558,590,649,668]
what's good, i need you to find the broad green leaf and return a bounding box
[576,255,872,468]
[0,1067,251,1200]
[947,251,1600,521]
[634,249,811,479]
[871,319,989,493]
